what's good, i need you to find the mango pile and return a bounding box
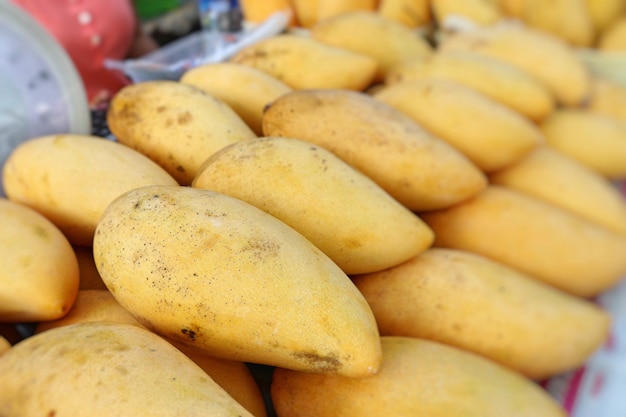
[4,1,626,416]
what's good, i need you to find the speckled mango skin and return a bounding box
[261,89,487,211]
[2,134,179,246]
[229,34,379,91]
[34,289,269,417]
[0,322,254,417]
[107,80,257,185]
[193,136,434,275]
[271,336,567,417]
[180,62,293,136]
[93,185,382,378]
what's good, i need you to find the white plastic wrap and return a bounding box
[104,11,291,83]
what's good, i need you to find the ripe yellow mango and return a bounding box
[182,349,269,417]
[585,0,626,34]
[35,290,140,332]
[193,136,434,274]
[439,23,591,107]
[520,0,595,47]
[310,10,433,81]
[0,322,255,417]
[290,0,320,27]
[374,78,543,173]
[352,248,611,380]
[2,134,178,246]
[540,109,626,178]
[316,0,378,22]
[0,198,79,322]
[271,336,567,417]
[35,290,268,417]
[107,80,257,185]
[598,15,626,50]
[496,0,526,17]
[239,0,298,26]
[385,50,555,122]
[180,62,292,136]
[229,34,378,91]
[262,89,487,211]
[376,0,432,28]
[279,0,378,28]
[490,145,626,235]
[93,185,382,377]
[0,336,9,355]
[420,185,626,298]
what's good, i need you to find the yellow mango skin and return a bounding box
[376,0,432,28]
[353,248,611,380]
[180,62,292,136]
[439,24,591,107]
[2,134,178,246]
[431,0,504,27]
[0,198,79,322]
[262,89,487,211]
[35,290,142,333]
[0,336,9,355]
[34,290,268,417]
[587,77,626,123]
[598,16,626,50]
[310,10,433,82]
[193,137,434,275]
[93,185,382,377]
[0,322,254,417]
[271,336,567,417]
[420,185,626,298]
[496,0,526,17]
[239,0,298,26]
[490,146,626,235]
[520,0,595,47]
[385,50,555,122]
[229,34,378,91]
[541,109,626,179]
[107,80,257,185]
[290,0,378,27]
[586,0,626,35]
[375,78,543,173]
[316,0,378,22]
[290,0,320,27]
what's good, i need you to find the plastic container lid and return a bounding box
[0,0,91,196]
